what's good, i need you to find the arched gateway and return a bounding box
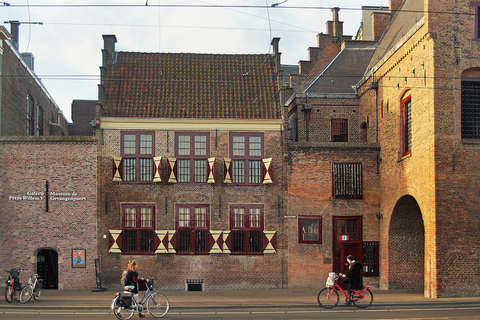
[388,195,425,290]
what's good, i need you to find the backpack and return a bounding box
[121,269,131,286]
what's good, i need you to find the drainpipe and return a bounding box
[369,79,379,174]
[302,94,312,142]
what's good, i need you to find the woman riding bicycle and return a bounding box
[339,255,363,305]
[124,260,148,318]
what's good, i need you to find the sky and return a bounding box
[1,0,386,122]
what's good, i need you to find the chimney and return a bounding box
[9,20,20,50]
[271,37,281,72]
[21,52,35,70]
[390,0,403,13]
[326,7,343,37]
[102,34,117,67]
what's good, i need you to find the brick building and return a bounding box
[0,24,97,290]
[356,0,480,297]
[96,35,286,290]
[0,137,97,290]
[0,24,69,136]
[283,8,382,289]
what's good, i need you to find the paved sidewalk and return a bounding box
[1,288,480,310]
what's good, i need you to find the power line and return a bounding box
[2,3,476,16]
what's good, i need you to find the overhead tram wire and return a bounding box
[2,3,475,17]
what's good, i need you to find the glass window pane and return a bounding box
[195,207,206,227]
[140,134,153,155]
[232,160,245,184]
[178,135,191,156]
[141,207,152,227]
[249,208,260,228]
[177,159,190,183]
[123,135,136,154]
[125,208,136,227]
[139,158,152,182]
[233,208,244,228]
[194,135,207,156]
[232,136,245,156]
[249,160,261,184]
[179,207,190,227]
[249,136,261,156]
[194,159,206,183]
[123,158,136,182]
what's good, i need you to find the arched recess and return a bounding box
[388,195,424,289]
[37,249,59,289]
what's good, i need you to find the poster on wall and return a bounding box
[72,249,86,268]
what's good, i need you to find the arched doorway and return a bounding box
[37,249,58,289]
[388,195,424,289]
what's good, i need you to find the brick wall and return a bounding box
[0,137,97,289]
[97,128,288,290]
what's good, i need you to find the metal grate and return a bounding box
[185,279,204,291]
[461,81,480,139]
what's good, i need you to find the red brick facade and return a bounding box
[0,137,97,290]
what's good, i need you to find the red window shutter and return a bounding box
[153,156,162,182]
[167,158,177,183]
[208,230,223,253]
[222,231,231,253]
[262,158,273,184]
[207,157,216,183]
[152,231,161,253]
[112,156,123,182]
[223,158,232,183]
[263,231,277,254]
[108,230,123,253]
[169,231,178,252]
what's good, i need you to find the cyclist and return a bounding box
[124,260,148,318]
[339,255,363,305]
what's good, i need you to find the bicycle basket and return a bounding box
[147,280,155,291]
[326,277,334,287]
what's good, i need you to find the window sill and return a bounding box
[461,139,480,145]
[397,152,412,163]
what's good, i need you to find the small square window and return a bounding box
[298,216,322,244]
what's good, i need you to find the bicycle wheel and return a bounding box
[112,296,135,320]
[147,293,170,318]
[20,285,33,303]
[317,287,339,309]
[5,286,14,303]
[352,287,373,308]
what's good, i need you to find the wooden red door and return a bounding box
[333,216,363,274]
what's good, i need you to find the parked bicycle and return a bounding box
[111,280,169,319]
[317,272,373,309]
[20,272,42,303]
[4,268,25,303]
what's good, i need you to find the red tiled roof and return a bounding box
[103,52,280,119]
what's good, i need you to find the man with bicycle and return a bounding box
[339,255,363,305]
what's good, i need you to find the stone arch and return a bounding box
[388,195,424,289]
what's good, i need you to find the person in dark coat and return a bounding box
[339,255,363,305]
[125,260,148,318]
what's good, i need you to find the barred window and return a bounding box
[363,241,379,277]
[175,132,210,183]
[176,204,209,254]
[229,133,264,185]
[461,80,480,139]
[332,163,363,199]
[230,205,264,254]
[121,204,155,254]
[121,132,155,183]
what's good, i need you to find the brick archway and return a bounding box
[388,195,424,289]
